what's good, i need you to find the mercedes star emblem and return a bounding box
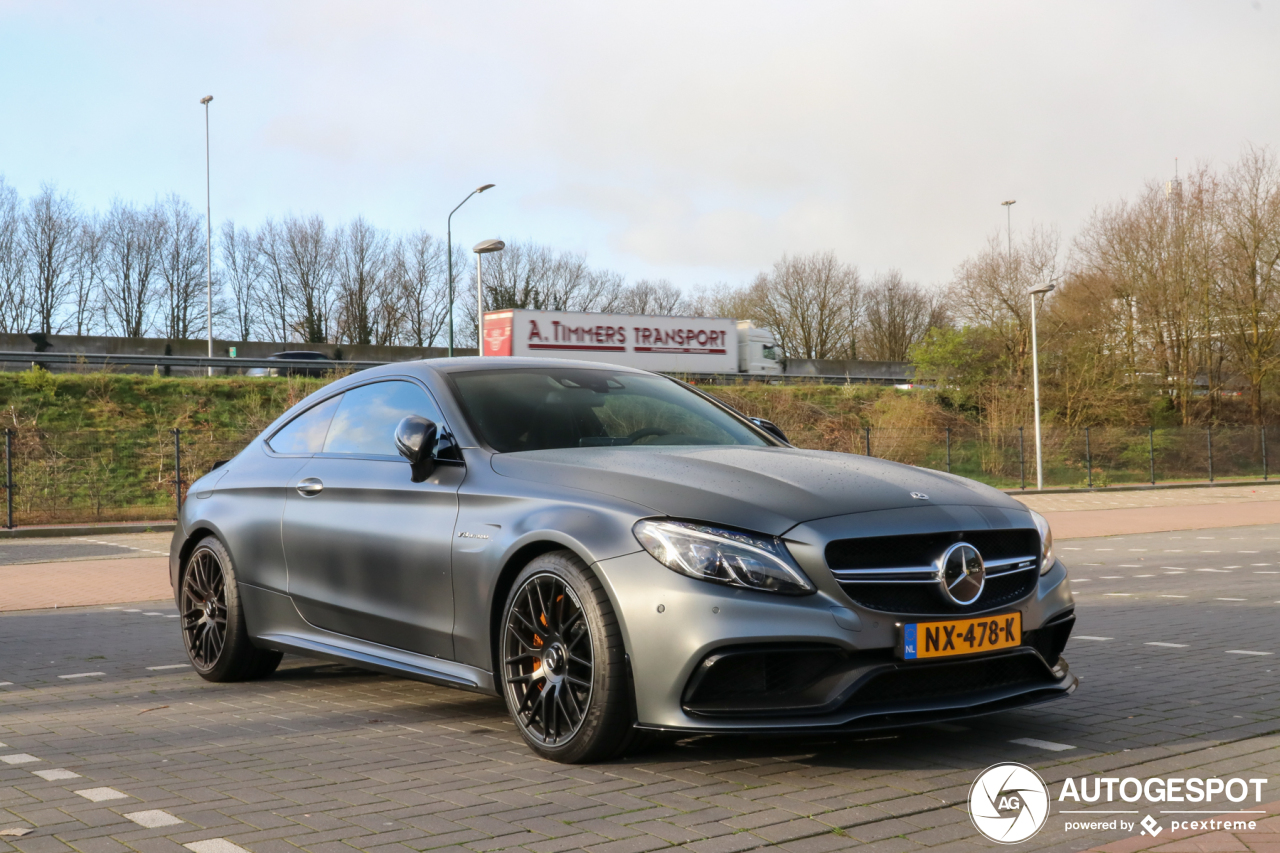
[937,541,985,605]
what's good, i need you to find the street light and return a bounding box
[1028,280,1056,490]
[200,95,214,376]
[472,239,505,355]
[1001,199,1016,260]
[446,184,495,357]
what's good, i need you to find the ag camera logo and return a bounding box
[969,763,1050,843]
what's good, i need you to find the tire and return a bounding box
[179,535,283,682]
[499,550,633,763]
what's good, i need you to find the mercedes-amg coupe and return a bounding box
[170,358,1076,763]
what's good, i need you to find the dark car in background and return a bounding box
[169,357,1077,763]
[244,351,332,377]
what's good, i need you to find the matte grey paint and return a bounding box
[170,356,1076,734]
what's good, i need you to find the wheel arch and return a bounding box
[173,523,227,597]
[487,537,612,678]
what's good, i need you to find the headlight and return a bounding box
[632,519,815,595]
[1030,509,1055,574]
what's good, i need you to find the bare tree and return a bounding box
[0,177,32,334]
[156,194,207,340]
[951,226,1061,383]
[70,214,105,336]
[747,251,862,359]
[219,221,262,342]
[392,230,450,347]
[1215,145,1280,423]
[256,215,335,343]
[333,217,388,346]
[861,271,947,361]
[99,200,163,337]
[21,184,80,334]
[613,279,685,315]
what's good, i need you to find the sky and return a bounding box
[1,1,1277,294]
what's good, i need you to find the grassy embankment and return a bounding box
[0,371,1265,525]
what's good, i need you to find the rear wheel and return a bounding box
[500,551,633,763]
[180,536,282,682]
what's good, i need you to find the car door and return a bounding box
[281,379,462,659]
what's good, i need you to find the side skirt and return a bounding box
[240,583,497,695]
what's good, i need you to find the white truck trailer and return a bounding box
[481,309,783,375]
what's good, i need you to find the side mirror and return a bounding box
[395,416,438,481]
[750,417,790,445]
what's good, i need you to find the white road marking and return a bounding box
[164,614,179,618]
[58,672,105,679]
[1216,598,1248,602]
[1202,550,1221,553]
[1239,551,1260,553]
[1062,547,1082,551]
[125,810,184,828]
[1010,737,1077,752]
[32,768,80,781]
[1145,642,1189,648]
[1096,548,1114,551]
[1224,565,1242,569]
[185,840,252,853]
[75,787,129,802]
[123,609,141,613]
[1134,574,1155,578]
[1105,593,1133,596]
[1226,650,1274,656]
[1128,549,1148,552]
[1161,566,1187,570]
[1161,595,1189,598]
[147,664,190,671]
[1196,568,1231,573]
[103,607,122,610]
[1100,576,1124,579]
[142,612,163,616]
[0,682,11,687]
[1252,563,1272,566]
[0,754,39,764]
[1074,636,1113,641]
[1259,571,1280,575]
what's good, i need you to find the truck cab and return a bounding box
[736,322,783,375]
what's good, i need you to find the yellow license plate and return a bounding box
[899,612,1021,660]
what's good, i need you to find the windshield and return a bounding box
[450,368,769,453]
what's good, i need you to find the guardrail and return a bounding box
[0,351,384,371]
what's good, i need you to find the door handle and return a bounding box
[296,477,324,497]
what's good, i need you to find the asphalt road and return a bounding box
[0,525,1278,853]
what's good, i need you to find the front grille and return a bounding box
[826,529,1038,570]
[825,528,1041,615]
[839,570,1038,615]
[842,651,1054,710]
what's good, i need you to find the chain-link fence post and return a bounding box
[1264,426,1269,482]
[172,428,183,517]
[4,428,12,529]
[1019,426,1026,490]
[1207,427,1214,483]
[864,426,871,457]
[945,427,952,473]
[1085,427,1092,489]
[1149,427,1156,485]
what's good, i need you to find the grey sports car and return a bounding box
[170,357,1076,763]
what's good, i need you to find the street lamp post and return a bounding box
[446,184,495,357]
[200,95,214,376]
[472,240,505,354]
[1002,199,1016,259]
[1028,281,1056,490]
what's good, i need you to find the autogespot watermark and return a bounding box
[968,763,1269,844]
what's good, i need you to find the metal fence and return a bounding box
[1,424,1276,528]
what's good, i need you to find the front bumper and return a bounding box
[591,550,1076,732]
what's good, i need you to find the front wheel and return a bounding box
[180,536,282,682]
[500,551,635,763]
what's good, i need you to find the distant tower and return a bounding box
[1165,157,1182,202]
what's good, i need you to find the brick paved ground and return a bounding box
[0,524,1279,853]
[1015,487,1280,540]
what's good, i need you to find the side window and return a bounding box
[267,394,342,454]
[323,380,444,457]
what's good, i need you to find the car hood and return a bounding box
[489,445,1028,536]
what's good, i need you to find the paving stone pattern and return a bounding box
[2,526,1280,853]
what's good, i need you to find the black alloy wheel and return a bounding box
[503,572,594,746]
[181,545,228,669]
[499,551,644,762]
[179,536,282,682]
